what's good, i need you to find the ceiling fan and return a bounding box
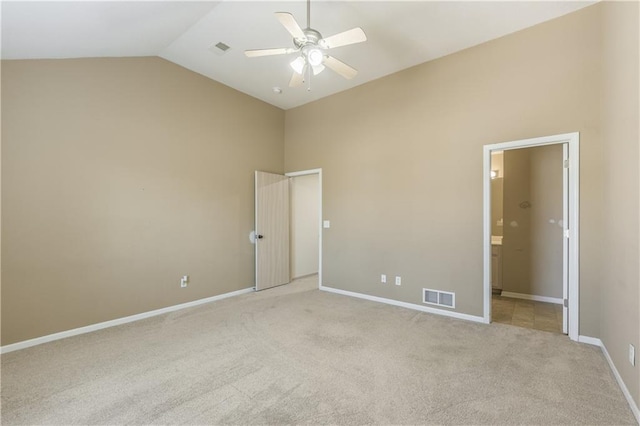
[244,0,367,88]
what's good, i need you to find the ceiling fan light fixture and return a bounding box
[290,56,306,74]
[307,48,324,66]
[312,64,325,76]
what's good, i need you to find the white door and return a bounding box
[255,171,290,291]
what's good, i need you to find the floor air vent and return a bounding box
[423,288,455,309]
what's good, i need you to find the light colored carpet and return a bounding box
[1,275,636,425]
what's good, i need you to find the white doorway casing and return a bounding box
[483,133,579,341]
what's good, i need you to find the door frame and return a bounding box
[285,168,323,288]
[483,132,579,341]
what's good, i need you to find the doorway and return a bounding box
[288,171,321,280]
[254,169,322,290]
[483,133,579,341]
[490,146,564,333]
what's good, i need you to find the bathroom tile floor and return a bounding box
[492,295,563,333]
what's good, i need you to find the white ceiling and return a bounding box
[1,1,594,110]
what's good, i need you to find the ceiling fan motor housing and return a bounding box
[294,28,322,49]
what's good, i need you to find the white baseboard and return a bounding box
[319,285,487,324]
[0,287,254,354]
[578,335,640,424]
[500,291,563,305]
[578,335,603,346]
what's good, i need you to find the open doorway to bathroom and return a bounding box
[483,133,579,341]
[490,146,564,333]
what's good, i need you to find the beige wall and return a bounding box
[286,3,639,404]
[600,1,639,406]
[286,4,603,325]
[1,57,284,345]
[1,0,638,413]
[290,174,319,278]
[502,145,563,299]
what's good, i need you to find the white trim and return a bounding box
[578,335,602,346]
[483,132,580,341]
[568,136,580,341]
[320,285,487,324]
[601,344,640,424]
[578,336,640,423]
[483,146,492,323]
[286,168,323,288]
[285,168,322,178]
[500,291,563,305]
[0,287,254,354]
[254,171,259,289]
[562,143,569,334]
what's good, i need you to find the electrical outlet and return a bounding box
[381,274,386,283]
[180,275,189,288]
[395,276,401,286]
[630,344,636,366]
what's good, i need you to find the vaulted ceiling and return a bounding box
[1,1,594,109]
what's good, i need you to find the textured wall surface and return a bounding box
[1,57,284,344]
[286,5,602,325]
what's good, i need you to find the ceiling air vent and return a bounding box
[423,288,455,309]
[209,42,231,56]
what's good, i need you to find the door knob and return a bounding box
[257,234,264,239]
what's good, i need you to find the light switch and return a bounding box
[323,220,331,229]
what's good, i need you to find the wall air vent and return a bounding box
[423,288,455,309]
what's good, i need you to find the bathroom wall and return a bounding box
[529,145,564,299]
[491,179,504,237]
[502,145,563,299]
[491,151,504,237]
[503,149,532,294]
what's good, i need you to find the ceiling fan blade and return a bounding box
[320,27,367,49]
[323,55,358,80]
[245,47,293,58]
[289,68,306,87]
[275,12,306,41]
